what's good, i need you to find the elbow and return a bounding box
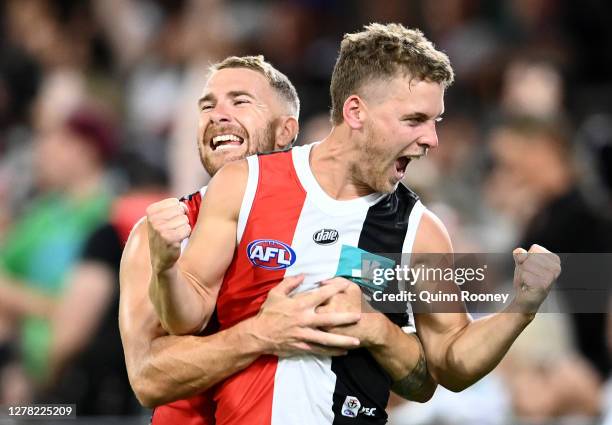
[432,347,478,393]
[132,378,167,408]
[434,367,478,393]
[409,382,438,403]
[442,381,471,393]
[130,365,171,408]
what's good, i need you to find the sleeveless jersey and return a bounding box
[213,143,426,425]
[151,186,216,425]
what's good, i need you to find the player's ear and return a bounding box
[342,95,366,130]
[274,116,299,149]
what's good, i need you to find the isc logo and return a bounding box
[313,228,339,245]
[247,239,297,270]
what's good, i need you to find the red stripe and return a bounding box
[151,394,215,425]
[214,150,306,425]
[180,190,203,228]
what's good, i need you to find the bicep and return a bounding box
[178,162,246,297]
[411,210,470,354]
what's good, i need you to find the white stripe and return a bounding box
[237,155,259,244]
[271,195,368,425]
[402,199,426,261]
[400,199,426,332]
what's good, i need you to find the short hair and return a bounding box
[210,55,300,118]
[330,23,455,124]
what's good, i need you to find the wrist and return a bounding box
[363,312,392,348]
[506,298,537,324]
[239,315,273,355]
[152,262,178,284]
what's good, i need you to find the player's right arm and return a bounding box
[148,161,245,335]
[412,210,561,392]
[121,217,361,407]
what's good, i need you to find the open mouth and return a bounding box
[395,156,411,176]
[210,134,244,151]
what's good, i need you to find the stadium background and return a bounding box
[1,0,611,424]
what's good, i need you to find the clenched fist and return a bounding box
[147,198,191,274]
[512,244,561,314]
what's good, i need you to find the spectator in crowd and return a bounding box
[36,153,168,415]
[487,115,612,378]
[0,107,116,402]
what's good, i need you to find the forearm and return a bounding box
[367,314,436,401]
[437,308,533,391]
[132,318,264,407]
[149,265,213,335]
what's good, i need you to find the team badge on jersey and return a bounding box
[341,396,361,418]
[247,239,297,270]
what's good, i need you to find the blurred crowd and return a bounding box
[1,0,611,423]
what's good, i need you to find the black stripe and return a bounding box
[330,183,418,425]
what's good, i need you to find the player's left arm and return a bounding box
[366,317,437,402]
[412,210,561,392]
[148,161,246,335]
[317,282,436,402]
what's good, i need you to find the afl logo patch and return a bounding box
[247,239,297,270]
[313,228,339,245]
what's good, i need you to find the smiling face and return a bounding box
[354,76,445,193]
[197,67,286,175]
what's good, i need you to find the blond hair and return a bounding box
[330,23,454,124]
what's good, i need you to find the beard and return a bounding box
[354,122,398,194]
[199,118,278,176]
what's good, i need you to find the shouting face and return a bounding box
[197,67,285,175]
[354,77,445,193]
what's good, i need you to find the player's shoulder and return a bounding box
[120,216,150,275]
[201,160,249,217]
[413,208,453,254]
[211,159,249,185]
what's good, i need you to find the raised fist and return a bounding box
[146,198,191,273]
[512,244,561,314]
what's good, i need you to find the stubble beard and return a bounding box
[358,123,396,194]
[199,119,278,177]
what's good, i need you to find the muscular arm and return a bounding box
[148,161,246,335]
[368,317,436,402]
[318,283,436,401]
[369,322,437,403]
[122,217,263,406]
[121,219,360,407]
[412,210,558,392]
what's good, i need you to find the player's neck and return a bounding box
[309,127,376,200]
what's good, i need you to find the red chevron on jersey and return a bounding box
[210,144,423,425]
[213,150,306,425]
